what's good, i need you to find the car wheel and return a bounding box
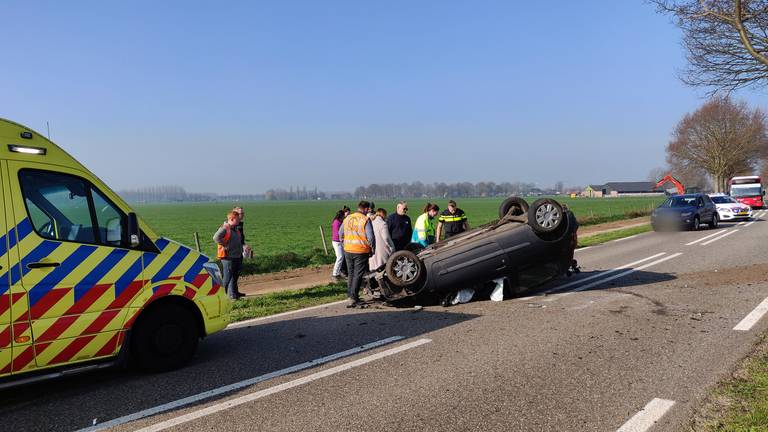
[385,250,425,288]
[499,197,529,219]
[709,213,719,229]
[528,199,564,233]
[131,303,199,372]
[691,216,700,231]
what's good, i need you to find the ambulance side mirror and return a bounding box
[128,212,140,248]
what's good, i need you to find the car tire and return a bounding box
[385,250,425,288]
[691,216,700,231]
[499,197,529,219]
[131,303,199,372]
[528,199,564,233]
[709,213,719,229]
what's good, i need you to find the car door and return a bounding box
[432,237,507,291]
[8,162,146,371]
[0,164,14,375]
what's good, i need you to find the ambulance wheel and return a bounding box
[499,197,529,219]
[131,303,199,372]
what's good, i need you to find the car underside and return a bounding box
[369,197,579,304]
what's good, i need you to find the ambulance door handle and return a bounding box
[27,262,61,269]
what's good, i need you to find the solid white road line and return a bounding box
[700,229,738,246]
[134,338,433,432]
[616,398,676,432]
[733,297,768,331]
[613,234,641,242]
[575,246,593,252]
[516,253,668,301]
[685,229,729,246]
[77,336,406,432]
[543,253,683,302]
[227,300,348,330]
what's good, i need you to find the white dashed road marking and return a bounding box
[733,297,768,331]
[617,398,676,432]
[700,229,738,246]
[517,253,667,301]
[133,338,433,432]
[685,229,730,246]
[76,336,408,432]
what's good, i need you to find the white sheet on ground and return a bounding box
[490,278,505,302]
[451,288,475,305]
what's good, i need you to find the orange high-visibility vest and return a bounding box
[342,213,372,254]
[217,223,239,259]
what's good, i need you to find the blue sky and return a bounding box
[1,1,764,194]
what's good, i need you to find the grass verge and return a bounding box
[578,224,653,248]
[230,282,347,322]
[690,334,768,430]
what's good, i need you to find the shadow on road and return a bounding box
[0,309,477,432]
[524,269,677,298]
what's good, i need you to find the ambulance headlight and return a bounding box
[203,262,223,287]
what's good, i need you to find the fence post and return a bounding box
[193,232,201,252]
[319,226,329,255]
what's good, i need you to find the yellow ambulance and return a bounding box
[0,118,230,385]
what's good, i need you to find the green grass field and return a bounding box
[134,196,663,268]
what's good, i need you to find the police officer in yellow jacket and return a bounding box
[338,201,375,308]
[436,200,469,242]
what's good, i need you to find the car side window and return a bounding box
[20,170,96,244]
[19,169,128,247]
[91,188,125,247]
[697,197,704,207]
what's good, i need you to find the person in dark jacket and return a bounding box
[386,201,412,251]
[436,200,469,241]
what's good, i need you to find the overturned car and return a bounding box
[370,197,579,303]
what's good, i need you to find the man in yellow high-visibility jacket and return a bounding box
[338,201,375,307]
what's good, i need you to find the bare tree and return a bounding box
[652,0,768,93]
[667,95,767,192]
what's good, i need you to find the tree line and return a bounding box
[352,181,567,200]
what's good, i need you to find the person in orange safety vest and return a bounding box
[338,201,375,308]
[213,210,244,300]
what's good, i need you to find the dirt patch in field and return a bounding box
[578,216,649,237]
[239,265,335,296]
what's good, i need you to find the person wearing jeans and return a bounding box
[331,209,346,280]
[338,201,375,307]
[213,211,244,300]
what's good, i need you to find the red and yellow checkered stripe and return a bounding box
[0,219,222,376]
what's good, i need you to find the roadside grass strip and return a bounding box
[132,338,432,432]
[733,297,768,331]
[616,398,675,432]
[227,300,348,330]
[229,283,347,323]
[577,224,653,248]
[76,336,410,432]
[700,229,739,246]
[516,253,666,301]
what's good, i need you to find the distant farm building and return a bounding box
[583,182,664,198]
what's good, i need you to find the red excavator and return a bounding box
[655,174,685,195]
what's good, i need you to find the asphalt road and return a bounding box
[3,212,768,432]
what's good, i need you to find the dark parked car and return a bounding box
[370,197,579,303]
[651,193,719,231]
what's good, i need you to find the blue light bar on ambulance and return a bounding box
[8,144,46,155]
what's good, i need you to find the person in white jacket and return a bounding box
[369,208,395,271]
